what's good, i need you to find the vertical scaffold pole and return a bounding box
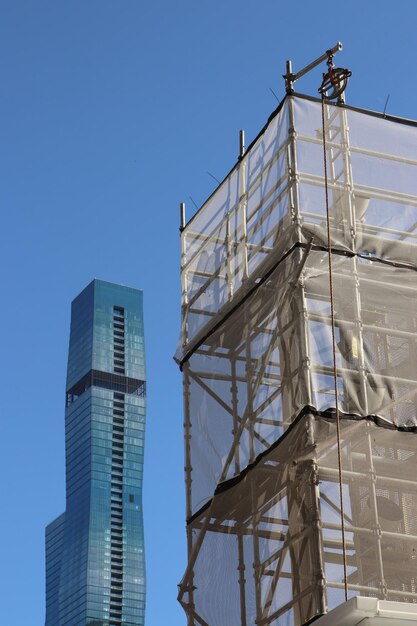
[182,364,195,624]
[251,476,263,625]
[245,315,256,464]
[311,459,327,616]
[239,130,245,160]
[180,203,189,351]
[365,424,386,597]
[237,529,248,626]
[239,153,249,282]
[335,105,369,415]
[286,95,314,409]
[231,355,241,474]
[226,215,234,301]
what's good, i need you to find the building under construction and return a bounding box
[175,44,417,626]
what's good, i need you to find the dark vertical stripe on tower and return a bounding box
[109,305,126,625]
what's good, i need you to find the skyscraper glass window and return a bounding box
[45,279,146,626]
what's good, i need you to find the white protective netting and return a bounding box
[178,96,417,356]
[183,249,417,516]
[181,417,417,626]
[177,95,417,626]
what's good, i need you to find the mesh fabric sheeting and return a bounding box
[178,95,417,626]
[180,415,417,626]
[178,96,417,358]
[185,247,417,516]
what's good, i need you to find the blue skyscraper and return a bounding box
[45,279,146,626]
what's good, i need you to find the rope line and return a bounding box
[321,95,348,602]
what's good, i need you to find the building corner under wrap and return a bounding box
[176,94,417,626]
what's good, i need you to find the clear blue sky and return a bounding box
[1,1,417,625]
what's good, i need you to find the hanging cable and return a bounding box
[321,94,348,602]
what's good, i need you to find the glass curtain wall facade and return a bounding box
[45,279,146,626]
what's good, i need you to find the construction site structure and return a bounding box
[175,47,417,626]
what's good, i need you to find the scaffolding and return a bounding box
[176,93,417,626]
